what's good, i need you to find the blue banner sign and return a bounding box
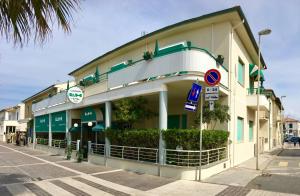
[187,83,202,103]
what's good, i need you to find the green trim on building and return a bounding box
[35,114,49,133]
[69,6,266,76]
[51,111,66,133]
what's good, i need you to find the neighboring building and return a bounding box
[264,89,283,148]
[22,81,74,138]
[284,117,300,136]
[0,103,27,142]
[28,6,284,178]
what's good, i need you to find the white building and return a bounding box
[0,103,27,142]
[284,118,300,136]
[28,6,283,179]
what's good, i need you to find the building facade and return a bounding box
[0,104,27,142]
[284,118,300,136]
[22,81,74,139]
[27,6,284,177]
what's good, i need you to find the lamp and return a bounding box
[88,122,93,127]
[256,28,271,170]
[74,123,78,128]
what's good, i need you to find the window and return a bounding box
[249,121,254,142]
[289,123,293,128]
[237,59,245,85]
[237,117,244,142]
[16,112,19,120]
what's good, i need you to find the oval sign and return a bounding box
[204,69,221,86]
[67,86,83,104]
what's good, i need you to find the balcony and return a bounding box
[259,111,269,121]
[32,91,68,112]
[108,48,228,89]
[247,88,269,111]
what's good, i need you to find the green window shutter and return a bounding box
[181,114,187,129]
[168,115,180,129]
[237,117,244,142]
[51,111,66,133]
[249,121,253,142]
[238,63,244,85]
[35,114,49,132]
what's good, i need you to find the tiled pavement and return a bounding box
[0,143,298,196]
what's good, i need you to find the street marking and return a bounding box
[91,169,123,176]
[278,161,288,167]
[0,144,85,175]
[35,180,74,196]
[0,162,47,168]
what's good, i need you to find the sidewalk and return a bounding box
[204,148,283,187]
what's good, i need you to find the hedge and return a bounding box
[105,129,229,150]
[105,129,159,148]
[163,129,229,150]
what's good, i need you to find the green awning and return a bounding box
[69,126,81,132]
[249,64,265,81]
[92,123,105,132]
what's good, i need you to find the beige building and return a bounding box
[22,81,74,138]
[0,103,27,142]
[28,6,284,179]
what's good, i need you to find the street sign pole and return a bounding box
[199,91,203,181]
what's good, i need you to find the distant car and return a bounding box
[285,136,300,143]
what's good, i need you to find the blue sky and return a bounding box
[0,0,299,118]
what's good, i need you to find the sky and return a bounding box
[0,0,299,118]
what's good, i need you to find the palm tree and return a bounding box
[0,0,80,46]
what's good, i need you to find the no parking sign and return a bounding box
[204,69,221,86]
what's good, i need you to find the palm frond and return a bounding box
[0,0,80,46]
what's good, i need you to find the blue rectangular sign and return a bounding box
[184,102,197,112]
[187,83,202,103]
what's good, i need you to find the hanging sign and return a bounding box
[209,101,214,111]
[204,69,221,86]
[206,86,219,94]
[187,83,202,103]
[184,102,197,112]
[205,93,219,101]
[67,86,83,104]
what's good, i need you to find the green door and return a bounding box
[168,115,180,129]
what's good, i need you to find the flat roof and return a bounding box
[69,6,267,76]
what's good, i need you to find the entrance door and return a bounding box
[81,122,96,160]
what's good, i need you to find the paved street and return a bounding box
[247,145,300,195]
[0,142,299,195]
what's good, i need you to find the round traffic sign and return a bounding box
[204,69,221,86]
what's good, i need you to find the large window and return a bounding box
[289,123,293,128]
[237,117,244,142]
[249,121,254,142]
[238,59,245,85]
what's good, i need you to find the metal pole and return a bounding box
[199,92,203,181]
[256,35,261,170]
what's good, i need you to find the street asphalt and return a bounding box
[0,142,299,195]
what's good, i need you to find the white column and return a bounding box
[159,85,168,164]
[49,114,52,147]
[33,117,36,149]
[105,101,112,157]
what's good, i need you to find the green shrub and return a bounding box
[105,128,229,150]
[163,129,229,150]
[105,129,159,148]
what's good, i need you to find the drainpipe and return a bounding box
[269,99,272,150]
[229,19,244,167]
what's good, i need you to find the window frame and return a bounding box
[237,117,244,143]
[237,58,245,86]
